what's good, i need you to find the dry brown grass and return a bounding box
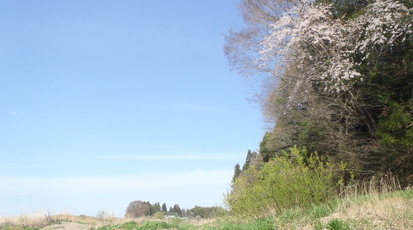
[50,211,118,225]
[0,211,49,229]
[321,196,413,229]
[0,210,215,229]
[0,210,121,229]
[266,173,413,230]
[297,173,413,229]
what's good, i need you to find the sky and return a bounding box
[0,1,265,217]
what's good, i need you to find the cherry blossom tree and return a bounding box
[225,0,413,176]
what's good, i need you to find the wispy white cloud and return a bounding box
[0,170,232,216]
[96,153,237,160]
[9,111,18,116]
[0,169,232,196]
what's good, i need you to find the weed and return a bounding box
[327,218,350,230]
[309,204,333,218]
[314,220,324,230]
[279,208,302,221]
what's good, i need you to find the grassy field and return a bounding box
[2,182,413,230]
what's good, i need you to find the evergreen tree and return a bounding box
[232,164,242,183]
[146,201,155,216]
[242,150,252,171]
[154,202,161,212]
[161,203,167,213]
[173,204,182,216]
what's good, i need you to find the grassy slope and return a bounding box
[88,188,413,230]
[270,188,413,229]
[1,188,412,230]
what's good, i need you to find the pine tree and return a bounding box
[161,203,167,213]
[232,164,242,183]
[173,204,182,216]
[154,202,161,212]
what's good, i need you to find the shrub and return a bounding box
[226,146,345,220]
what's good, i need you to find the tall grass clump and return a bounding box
[226,146,345,220]
[0,212,50,230]
[339,172,401,199]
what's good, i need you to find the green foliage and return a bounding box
[167,218,185,225]
[309,204,334,218]
[226,146,345,220]
[95,221,180,230]
[0,225,40,230]
[327,219,350,230]
[139,221,177,230]
[259,133,278,162]
[162,203,168,213]
[190,206,227,219]
[168,204,182,216]
[279,208,302,221]
[214,218,274,230]
[377,101,413,147]
[153,212,165,220]
[149,202,161,216]
[314,220,324,230]
[231,164,242,184]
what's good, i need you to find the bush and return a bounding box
[226,146,345,220]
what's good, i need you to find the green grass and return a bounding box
[209,218,274,230]
[308,203,334,218]
[93,221,182,230]
[326,219,350,230]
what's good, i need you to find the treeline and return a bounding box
[125,200,226,219]
[225,0,413,220]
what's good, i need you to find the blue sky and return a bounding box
[0,1,264,217]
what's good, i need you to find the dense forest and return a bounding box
[225,0,413,220]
